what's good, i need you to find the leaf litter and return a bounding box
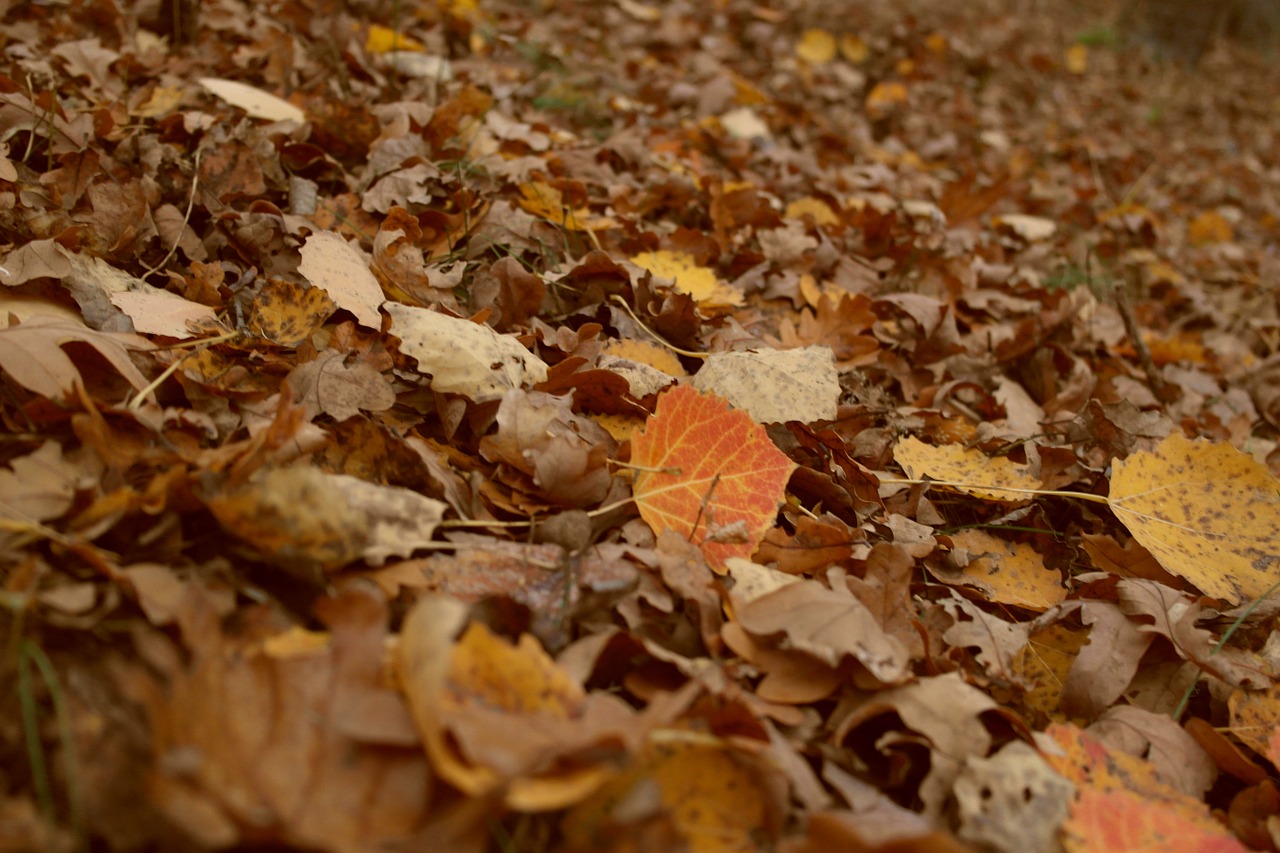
[4,0,1280,850]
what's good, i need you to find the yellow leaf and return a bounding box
[365,24,424,54]
[840,34,869,63]
[784,196,840,226]
[865,81,909,119]
[1188,210,1233,246]
[950,529,1066,611]
[602,339,687,377]
[516,182,617,231]
[630,250,744,308]
[1066,43,1089,74]
[1108,433,1280,604]
[894,437,1042,502]
[563,737,771,852]
[796,28,837,64]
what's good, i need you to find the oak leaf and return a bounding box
[631,385,795,572]
[0,315,150,402]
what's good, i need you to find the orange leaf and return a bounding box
[631,385,795,572]
[1064,787,1248,853]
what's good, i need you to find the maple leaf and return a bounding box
[631,385,796,572]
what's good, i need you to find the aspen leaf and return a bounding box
[947,529,1066,611]
[365,24,424,54]
[631,385,796,572]
[1108,433,1280,604]
[630,250,744,308]
[562,738,774,851]
[796,29,837,64]
[1063,787,1248,853]
[894,437,1042,502]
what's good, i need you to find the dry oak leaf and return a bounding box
[1108,433,1280,604]
[732,576,911,686]
[287,351,395,422]
[298,231,384,329]
[690,346,839,425]
[893,437,1042,501]
[0,315,150,402]
[0,441,86,532]
[396,595,635,812]
[385,302,548,403]
[631,384,796,572]
[835,672,997,819]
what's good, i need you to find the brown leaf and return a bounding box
[140,585,430,851]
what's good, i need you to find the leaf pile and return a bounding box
[4,0,1280,851]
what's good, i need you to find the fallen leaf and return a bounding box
[630,250,743,309]
[396,596,635,811]
[385,302,549,402]
[690,346,839,425]
[203,466,446,573]
[298,231,384,328]
[631,385,796,572]
[1108,433,1280,603]
[199,77,305,122]
[0,314,151,402]
[894,437,1042,501]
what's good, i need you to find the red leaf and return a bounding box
[631,385,795,572]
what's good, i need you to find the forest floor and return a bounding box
[4,0,1280,851]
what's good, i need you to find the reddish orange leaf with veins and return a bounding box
[631,384,796,572]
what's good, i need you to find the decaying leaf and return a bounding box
[203,466,446,573]
[199,77,305,122]
[385,302,548,402]
[690,346,840,425]
[298,231,385,328]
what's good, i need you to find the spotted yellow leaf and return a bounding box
[1108,433,1280,604]
[894,437,1042,502]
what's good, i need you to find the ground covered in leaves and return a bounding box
[6,0,1280,850]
